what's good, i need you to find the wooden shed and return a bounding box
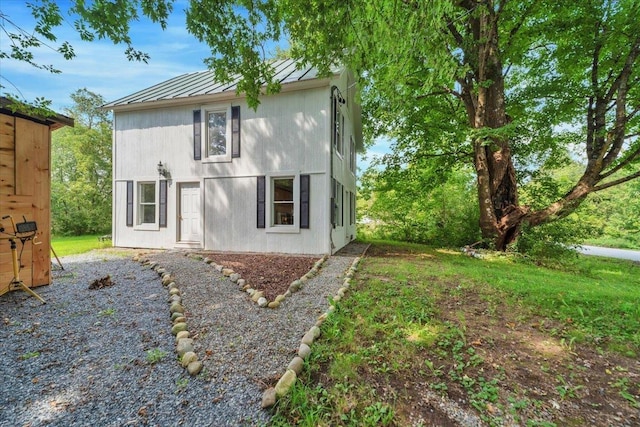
[0,97,73,296]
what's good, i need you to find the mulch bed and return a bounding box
[197,252,319,301]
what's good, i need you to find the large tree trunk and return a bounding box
[459,1,528,250]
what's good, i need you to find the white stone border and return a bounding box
[133,255,203,377]
[260,255,363,408]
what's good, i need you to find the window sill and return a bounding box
[134,223,159,231]
[266,225,300,234]
[202,156,232,164]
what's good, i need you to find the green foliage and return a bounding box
[51,89,112,235]
[145,348,167,365]
[359,166,481,247]
[19,351,40,360]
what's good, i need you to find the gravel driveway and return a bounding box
[0,247,362,426]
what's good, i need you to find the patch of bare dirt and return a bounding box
[196,252,319,301]
[353,244,640,426]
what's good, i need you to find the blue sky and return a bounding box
[0,0,215,112]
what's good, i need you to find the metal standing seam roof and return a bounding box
[103,58,335,108]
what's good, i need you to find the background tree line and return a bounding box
[51,89,112,236]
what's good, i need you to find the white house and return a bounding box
[104,59,361,255]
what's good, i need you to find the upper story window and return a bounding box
[207,110,228,156]
[138,182,156,225]
[200,104,238,162]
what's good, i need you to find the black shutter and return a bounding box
[257,176,266,228]
[330,179,336,228]
[159,180,167,228]
[231,105,241,158]
[300,174,310,229]
[193,110,201,160]
[126,180,133,227]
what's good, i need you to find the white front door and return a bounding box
[179,183,201,242]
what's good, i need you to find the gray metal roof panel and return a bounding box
[104,58,336,108]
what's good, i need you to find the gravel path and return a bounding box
[0,248,362,426]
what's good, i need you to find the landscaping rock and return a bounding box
[275,294,286,303]
[203,257,212,264]
[176,338,194,356]
[181,351,197,367]
[251,291,264,302]
[257,297,268,307]
[222,268,234,276]
[173,316,186,324]
[261,388,277,408]
[171,312,183,321]
[175,331,190,341]
[298,343,311,359]
[169,288,180,296]
[229,273,241,283]
[171,322,188,335]
[287,357,304,375]
[187,361,203,376]
[301,330,315,346]
[309,325,321,339]
[267,301,280,309]
[275,370,297,397]
[169,302,184,314]
[237,279,245,287]
[333,295,342,302]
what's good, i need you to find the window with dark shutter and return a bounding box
[300,174,310,229]
[257,176,266,228]
[231,105,241,158]
[126,180,133,227]
[159,180,168,227]
[193,110,202,160]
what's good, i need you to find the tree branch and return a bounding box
[604,36,640,104]
[599,145,640,179]
[593,170,640,192]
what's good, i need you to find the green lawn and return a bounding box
[270,240,640,426]
[51,234,112,256]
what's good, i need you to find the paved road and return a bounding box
[579,245,640,262]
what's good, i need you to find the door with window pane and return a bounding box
[179,183,201,242]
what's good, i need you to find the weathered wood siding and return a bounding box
[0,114,51,294]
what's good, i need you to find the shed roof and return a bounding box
[104,58,336,109]
[0,97,74,130]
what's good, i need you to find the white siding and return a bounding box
[112,85,337,254]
